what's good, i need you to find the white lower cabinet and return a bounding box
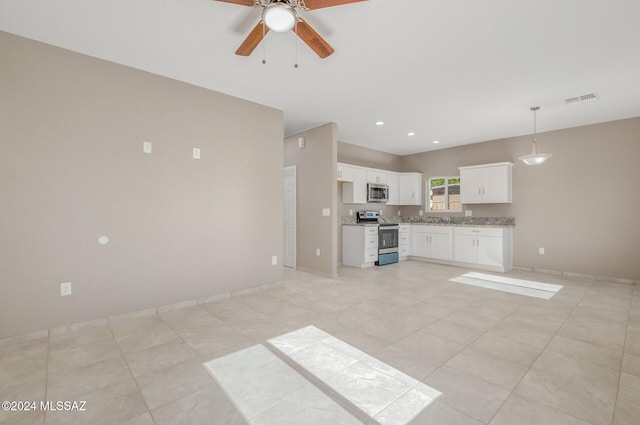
[453,227,512,270]
[410,225,453,261]
[343,225,378,268]
[398,224,410,259]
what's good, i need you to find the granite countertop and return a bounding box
[342,216,515,227]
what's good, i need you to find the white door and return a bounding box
[283,166,296,268]
[454,234,476,264]
[430,232,452,261]
[480,165,508,203]
[476,236,503,267]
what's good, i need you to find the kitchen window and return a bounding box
[427,177,461,212]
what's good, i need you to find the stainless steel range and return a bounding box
[356,211,399,266]
[377,223,399,265]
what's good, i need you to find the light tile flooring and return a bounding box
[1,261,639,425]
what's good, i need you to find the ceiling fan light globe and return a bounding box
[263,4,296,32]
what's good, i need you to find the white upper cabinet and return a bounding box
[366,170,387,184]
[399,173,423,205]
[386,172,400,205]
[342,167,367,204]
[338,163,422,205]
[337,163,354,182]
[459,162,513,204]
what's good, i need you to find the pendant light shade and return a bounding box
[519,106,552,166]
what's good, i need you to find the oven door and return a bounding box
[378,225,399,254]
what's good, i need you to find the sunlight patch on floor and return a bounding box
[449,272,563,299]
[204,326,441,425]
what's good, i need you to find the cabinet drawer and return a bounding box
[454,227,504,237]
[365,236,378,249]
[364,226,379,236]
[399,234,410,245]
[364,249,378,263]
[399,246,410,256]
[399,224,410,233]
[411,225,451,234]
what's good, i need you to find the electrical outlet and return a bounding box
[143,141,152,154]
[322,208,330,217]
[272,256,277,265]
[349,209,353,216]
[419,210,424,216]
[316,248,320,256]
[539,247,545,255]
[465,210,472,217]
[397,210,401,216]
[60,282,72,296]
[193,148,201,159]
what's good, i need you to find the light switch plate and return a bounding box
[539,247,545,255]
[143,141,152,154]
[322,208,330,217]
[272,256,277,265]
[193,148,201,159]
[419,210,424,216]
[465,210,472,217]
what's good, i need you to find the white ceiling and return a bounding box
[2,0,640,155]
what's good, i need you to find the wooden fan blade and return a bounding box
[213,0,255,6]
[301,0,367,10]
[294,19,334,58]
[235,22,269,56]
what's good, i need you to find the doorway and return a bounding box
[283,166,296,268]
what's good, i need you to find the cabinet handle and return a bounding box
[482,187,485,195]
[476,237,480,246]
[478,188,481,195]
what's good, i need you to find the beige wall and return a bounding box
[0,32,284,338]
[401,117,640,281]
[284,124,338,277]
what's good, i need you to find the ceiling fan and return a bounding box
[214,0,367,58]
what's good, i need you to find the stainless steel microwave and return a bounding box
[367,183,389,203]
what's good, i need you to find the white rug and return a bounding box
[449,272,563,299]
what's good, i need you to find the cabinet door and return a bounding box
[337,164,354,182]
[411,233,429,258]
[429,232,452,261]
[481,165,511,203]
[367,170,387,184]
[386,172,400,205]
[342,168,367,204]
[399,173,423,205]
[476,236,503,267]
[454,234,476,263]
[459,168,483,204]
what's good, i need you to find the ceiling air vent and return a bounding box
[565,92,600,106]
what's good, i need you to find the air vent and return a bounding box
[565,92,600,106]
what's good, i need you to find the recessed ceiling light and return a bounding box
[408,132,415,136]
[433,140,440,144]
[375,121,384,126]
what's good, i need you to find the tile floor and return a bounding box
[1,261,639,425]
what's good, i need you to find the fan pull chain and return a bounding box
[262,21,267,65]
[294,20,299,68]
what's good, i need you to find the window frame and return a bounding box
[426,176,462,213]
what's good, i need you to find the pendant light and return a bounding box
[519,106,552,166]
